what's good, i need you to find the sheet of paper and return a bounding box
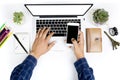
[14,32,29,54]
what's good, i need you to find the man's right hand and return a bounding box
[71,31,84,60]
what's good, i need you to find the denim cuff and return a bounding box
[23,55,37,69]
[74,58,89,73]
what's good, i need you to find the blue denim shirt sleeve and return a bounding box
[74,58,95,80]
[10,55,37,80]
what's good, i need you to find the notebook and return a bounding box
[86,28,102,52]
[14,32,29,54]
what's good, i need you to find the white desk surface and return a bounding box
[0,1,120,80]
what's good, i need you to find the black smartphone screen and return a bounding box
[67,25,78,44]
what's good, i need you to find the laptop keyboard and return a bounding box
[36,19,81,36]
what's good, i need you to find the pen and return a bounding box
[13,34,28,54]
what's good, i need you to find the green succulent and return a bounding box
[13,12,24,24]
[93,9,109,24]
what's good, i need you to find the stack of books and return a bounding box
[0,24,12,47]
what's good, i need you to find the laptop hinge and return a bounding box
[39,15,77,18]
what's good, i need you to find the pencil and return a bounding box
[0,24,5,31]
[13,34,28,54]
[0,32,12,48]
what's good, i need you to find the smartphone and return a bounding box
[66,23,79,46]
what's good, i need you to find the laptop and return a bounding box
[24,4,93,80]
[25,4,93,50]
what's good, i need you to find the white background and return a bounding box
[0,0,120,80]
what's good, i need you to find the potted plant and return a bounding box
[93,9,109,24]
[13,12,24,24]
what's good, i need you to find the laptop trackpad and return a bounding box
[49,37,67,51]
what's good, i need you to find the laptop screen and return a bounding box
[25,4,93,16]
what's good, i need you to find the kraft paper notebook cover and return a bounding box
[86,28,102,52]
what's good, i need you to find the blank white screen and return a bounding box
[26,4,92,16]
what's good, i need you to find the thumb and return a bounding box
[71,38,78,48]
[48,41,55,50]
